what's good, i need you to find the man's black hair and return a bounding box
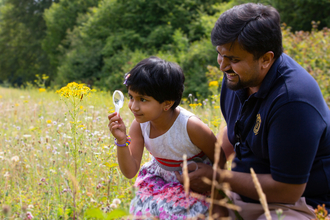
[211,3,283,60]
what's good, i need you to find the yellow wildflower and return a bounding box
[46,120,52,124]
[0,95,2,98]
[39,88,46,92]
[189,103,202,108]
[208,81,219,87]
[56,82,94,99]
[42,74,49,80]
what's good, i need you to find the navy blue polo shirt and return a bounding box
[220,53,330,210]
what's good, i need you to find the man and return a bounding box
[176,3,330,219]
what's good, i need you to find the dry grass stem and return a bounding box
[66,170,79,194]
[205,197,242,211]
[216,169,233,181]
[209,124,224,217]
[219,182,232,198]
[190,192,207,200]
[202,177,219,187]
[182,154,189,197]
[202,176,232,197]
[250,168,272,220]
[224,153,236,170]
[211,212,232,220]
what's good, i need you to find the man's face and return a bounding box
[216,41,264,92]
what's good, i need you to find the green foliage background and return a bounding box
[0,0,330,101]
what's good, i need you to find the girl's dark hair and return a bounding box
[211,3,283,60]
[125,56,185,110]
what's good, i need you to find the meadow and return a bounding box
[0,85,222,219]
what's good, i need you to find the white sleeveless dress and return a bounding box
[130,107,212,220]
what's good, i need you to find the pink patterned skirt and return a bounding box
[130,157,211,220]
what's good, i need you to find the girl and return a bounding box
[108,57,217,219]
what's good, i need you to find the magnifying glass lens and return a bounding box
[113,90,124,113]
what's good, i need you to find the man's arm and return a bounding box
[176,163,306,203]
[223,171,306,203]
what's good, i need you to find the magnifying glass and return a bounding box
[112,90,124,114]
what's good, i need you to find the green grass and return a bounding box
[0,86,221,219]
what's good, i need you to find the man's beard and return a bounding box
[224,73,245,91]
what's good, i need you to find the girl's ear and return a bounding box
[164,100,175,111]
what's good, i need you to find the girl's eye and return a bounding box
[129,95,133,100]
[141,98,146,102]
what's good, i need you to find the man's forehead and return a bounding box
[216,44,239,56]
[216,42,250,57]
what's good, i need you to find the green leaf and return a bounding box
[57,207,63,217]
[85,208,105,219]
[106,209,129,220]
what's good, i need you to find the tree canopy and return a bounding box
[0,0,329,98]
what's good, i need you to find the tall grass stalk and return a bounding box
[250,168,272,220]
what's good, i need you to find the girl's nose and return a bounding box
[129,100,139,111]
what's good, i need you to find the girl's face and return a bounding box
[128,88,166,123]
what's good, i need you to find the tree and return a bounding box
[42,0,100,69]
[0,0,58,86]
[223,0,330,32]
[271,0,330,31]
[54,0,220,90]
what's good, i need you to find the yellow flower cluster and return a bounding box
[56,82,95,99]
[208,81,219,87]
[189,103,202,108]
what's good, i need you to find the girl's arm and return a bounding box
[108,113,144,179]
[176,121,227,193]
[187,116,217,164]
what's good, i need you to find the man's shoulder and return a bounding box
[271,54,325,107]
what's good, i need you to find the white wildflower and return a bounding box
[11,156,19,162]
[110,203,117,209]
[112,198,121,205]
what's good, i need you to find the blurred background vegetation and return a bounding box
[0,0,330,102]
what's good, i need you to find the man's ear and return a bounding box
[260,51,275,69]
[164,100,175,111]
